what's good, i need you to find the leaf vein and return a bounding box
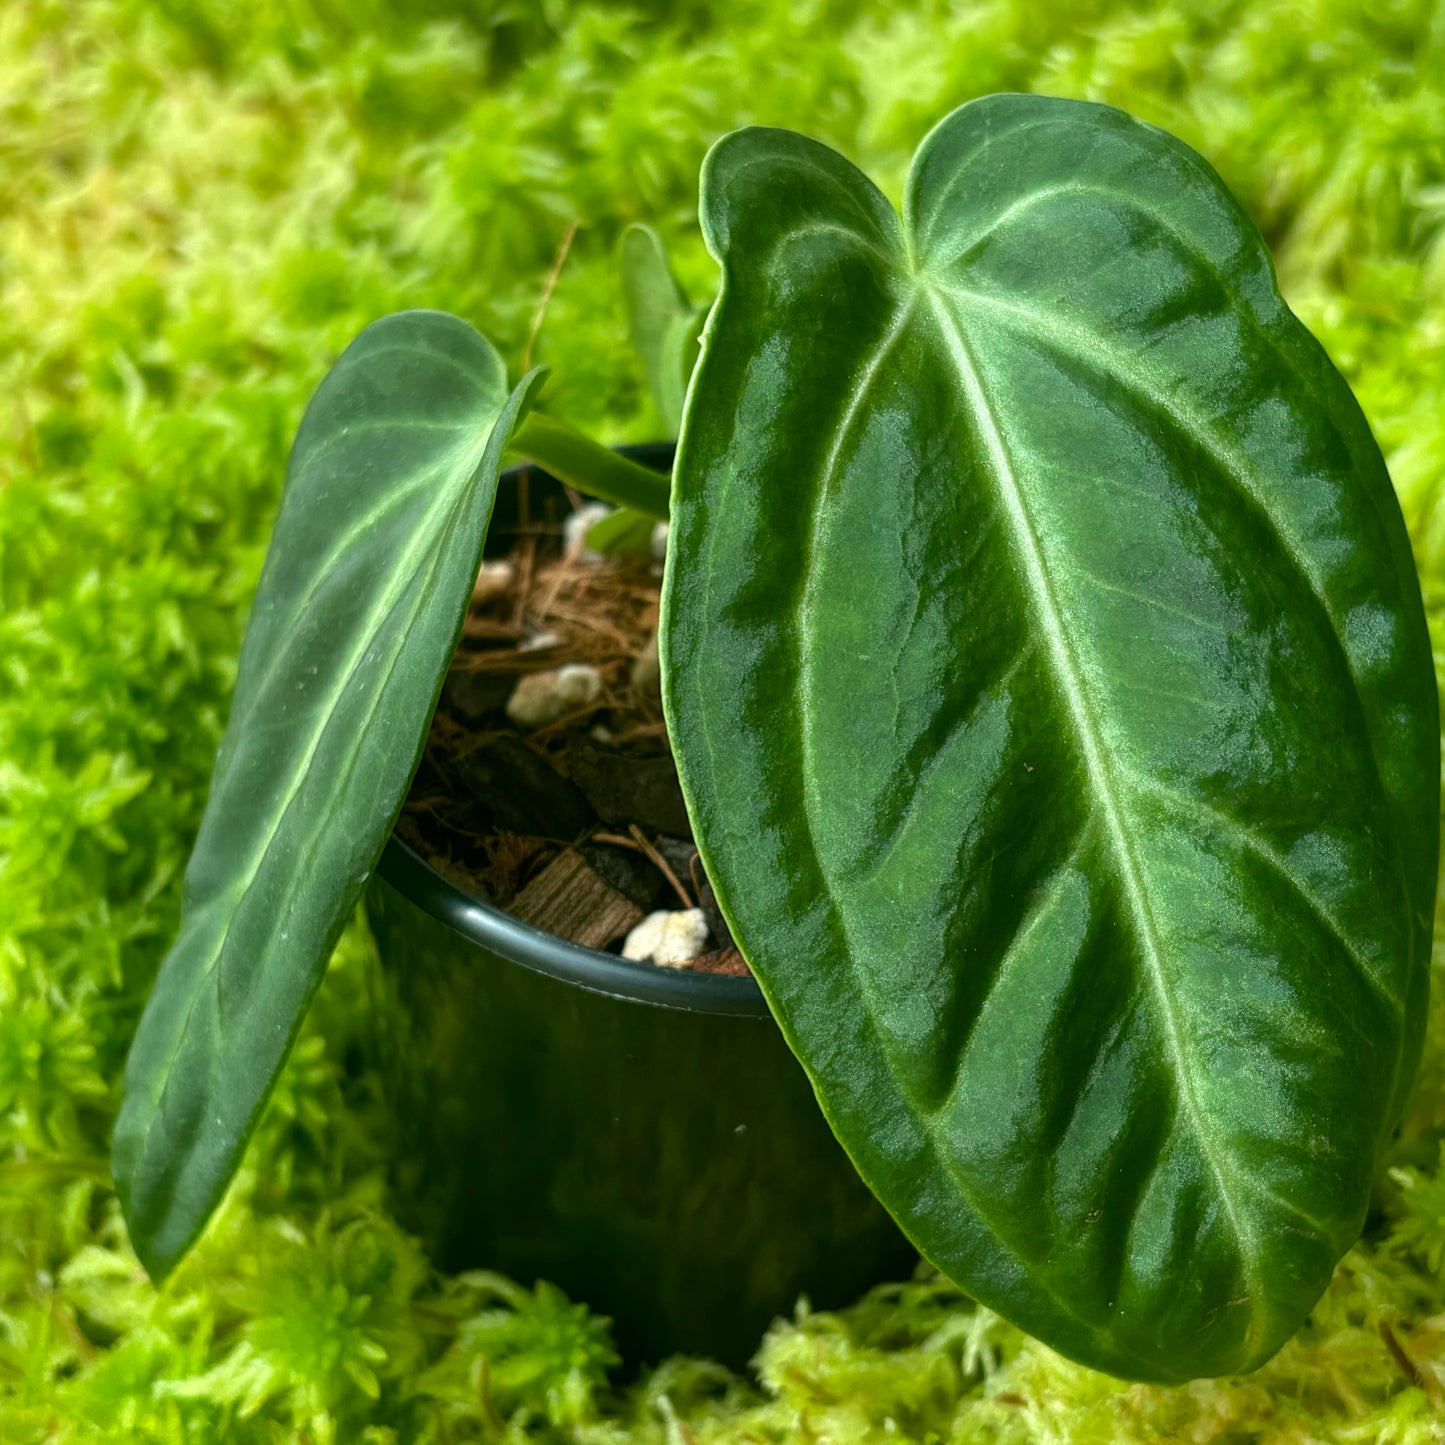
[1121,769,1403,1022]
[923,280,1267,1345]
[138,417,499,1180]
[929,819,1098,1121]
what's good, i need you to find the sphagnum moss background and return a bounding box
[3,0,1445,1438]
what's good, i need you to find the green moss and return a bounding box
[3,0,1445,1438]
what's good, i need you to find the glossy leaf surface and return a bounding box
[662,97,1438,1381]
[114,311,542,1278]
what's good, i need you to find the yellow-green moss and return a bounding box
[3,0,1444,1439]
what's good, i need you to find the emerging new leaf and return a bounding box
[662,96,1438,1381]
[113,311,542,1278]
[620,222,705,434]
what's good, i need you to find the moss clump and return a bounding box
[3,0,1445,1438]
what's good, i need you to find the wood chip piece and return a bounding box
[580,840,663,909]
[442,667,514,722]
[509,848,643,951]
[569,742,691,836]
[688,947,751,977]
[452,735,595,840]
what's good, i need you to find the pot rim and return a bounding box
[375,443,771,1019]
[376,836,768,1015]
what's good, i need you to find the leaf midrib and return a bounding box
[132,417,499,1149]
[773,250,1262,1349]
[782,291,1143,1359]
[945,280,1409,1036]
[689,280,1119,1357]
[921,278,1266,1343]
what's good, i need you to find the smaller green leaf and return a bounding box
[619,222,702,433]
[586,506,655,556]
[113,310,542,1280]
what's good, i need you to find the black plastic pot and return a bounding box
[366,448,916,1369]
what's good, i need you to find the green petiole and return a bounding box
[506,412,672,520]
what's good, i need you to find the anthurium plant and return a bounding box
[112,94,1440,1385]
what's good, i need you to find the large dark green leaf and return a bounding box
[113,311,542,1279]
[661,96,1438,1381]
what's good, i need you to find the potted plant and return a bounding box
[363,446,920,1369]
[112,93,1439,1385]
